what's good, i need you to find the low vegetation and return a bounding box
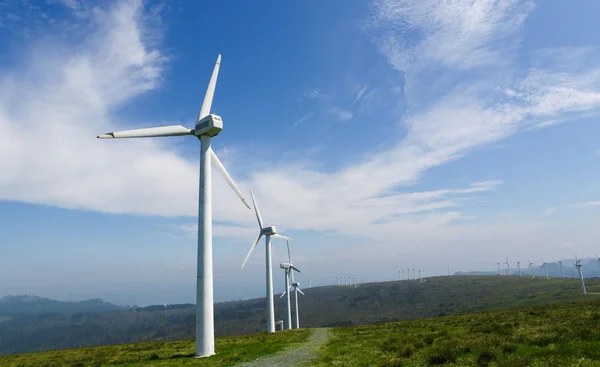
[312,300,600,366]
[0,329,311,367]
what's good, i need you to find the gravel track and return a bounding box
[235,328,328,367]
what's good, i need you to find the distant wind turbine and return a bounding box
[419,270,423,283]
[574,255,587,295]
[97,55,251,357]
[497,262,501,276]
[279,240,300,330]
[505,257,511,276]
[558,260,564,278]
[542,258,548,279]
[517,261,522,277]
[596,254,600,268]
[528,257,535,278]
[241,190,292,333]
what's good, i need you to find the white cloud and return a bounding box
[302,88,323,99]
[543,208,555,217]
[365,0,535,73]
[327,107,353,122]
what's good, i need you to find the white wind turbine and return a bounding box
[398,270,401,281]
[97,55,250,357]
[596,254,600,268]
[528,257,535,278]
[542,257,548,279]
[419,270,422,282]
[573,255,587,295]
[241,190,292,333]
[505,257,511,276]
[517,261,522,277]
[279,240,301,329]
[496,262,501,276]
[558,260,564,278]
[402,269,405,280]
[412,268,416,280]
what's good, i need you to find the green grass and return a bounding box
[0,329,311,367]
[312,300,600,366]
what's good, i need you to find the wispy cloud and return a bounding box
[302,88,323,99]
[543,208,555,217]
[291,113,312,129]
[327,107,353,122]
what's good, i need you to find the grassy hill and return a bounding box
[0,329,311,367]
[0,275,598,355]
[312,299,600,366]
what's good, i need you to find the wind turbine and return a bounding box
[308,278,312,288]
[542,258,548,279]
[402,269,405,280]
[398,270,401,281]
[574,255,587,295]
[97,55,251,357]
[412,268,416,280]
[242,190,292,333]
[528,257,535,278]
[505,257,510,276]
[558,260,564,278]
[419,270,422,283]
[279,240,301,329]
[447,264,450,276]
[596,254,600,268]
[517,261,522,277]
[496,262,501,276]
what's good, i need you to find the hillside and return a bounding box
[312,299,600,366]
[0,295,123,316]
[0,275,598,355]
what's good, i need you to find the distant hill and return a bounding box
[0,295,123,316]
[0,275,598,355]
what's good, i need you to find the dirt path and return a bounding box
[235,328,328,367]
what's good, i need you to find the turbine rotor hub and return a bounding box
[262,226,276,236]
[194,114,223,137]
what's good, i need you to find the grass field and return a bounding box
[0,329,311,367]
[312,299,600,366]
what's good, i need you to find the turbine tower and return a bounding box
[97,55,251,357]
[505,257,510,276]
[596,254,600,268]
[517,261,521,277]
[574,255,587,295]
[402,269,405,280]
[412,268,416,280]
[558,260,564,278]
[398,270,401,281]
[496,262,501,276]
[419,270,422,283]
[242,190,292,333]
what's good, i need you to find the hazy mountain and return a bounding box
[0,295,123,316]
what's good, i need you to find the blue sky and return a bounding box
[1,0,600,305]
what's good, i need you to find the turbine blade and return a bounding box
[291,265,301,273]
[250,189,264,229]
[286,240,292,264]
[198,54,221,120]
[241,234,262,268]
[211,151,251,209]
[280,291,286,298]
[271,234,292,241]
[297,288,305,296]
[97,125,192,139]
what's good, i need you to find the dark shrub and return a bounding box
[476,349,495,367]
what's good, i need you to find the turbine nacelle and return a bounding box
[194,114,223,137]
[280,262,292,269]
[262,226,277,236]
